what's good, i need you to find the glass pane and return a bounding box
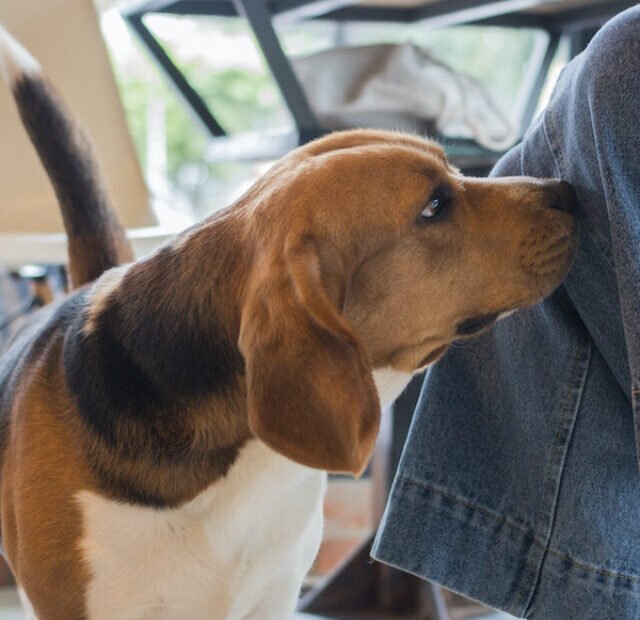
[104,8,552,219]
[144,14,294,134]
[313,22,545,127]
[534,36,571,120]
[102,10,265,220]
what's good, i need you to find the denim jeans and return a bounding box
[372,7,640,619]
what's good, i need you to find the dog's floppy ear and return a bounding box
[239,235,380,475]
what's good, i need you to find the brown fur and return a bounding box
[0,129,577,619]
[2,334,91,618]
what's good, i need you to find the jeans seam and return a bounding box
[543,546,640,584]
[396,475,544,543]
[543,100,617,268]
[522,337,593,616]
[396,473,640,585]
[542,111,564,179]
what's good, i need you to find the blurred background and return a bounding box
[97,1,564,220]
[0,1,633,618]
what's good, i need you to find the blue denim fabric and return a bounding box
[372,8,640,618]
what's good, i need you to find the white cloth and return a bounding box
[293,43,518,151]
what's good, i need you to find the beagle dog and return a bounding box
[0,26,577,620]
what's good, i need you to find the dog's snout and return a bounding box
[549,180,577,214]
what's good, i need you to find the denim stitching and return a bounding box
[396,475,544,543]
[396,474,640,585]
[544,98,616,268]
[543,547,640,585]
[585,97,618,267]
[542,111,563,180]
[522,338,593,616]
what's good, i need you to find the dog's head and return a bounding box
[237,130,577,474]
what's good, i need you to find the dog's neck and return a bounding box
[64,210,253,507]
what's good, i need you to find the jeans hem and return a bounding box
[372,475,640,619]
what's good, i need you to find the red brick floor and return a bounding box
[307,478,373,581]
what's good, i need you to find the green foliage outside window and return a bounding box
[106,14,547,217]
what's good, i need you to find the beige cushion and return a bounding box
[0,0,154,234]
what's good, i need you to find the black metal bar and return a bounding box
[124,0,183,17]
[146,0,240,17]
[274,0,360,23]
[126,14,227,137]
[131,0,412,20]
[554,0,635,33]
[272,0,333,14]
[129,0,638,28]
[308,5,418,22]
[314,3,549,26]
[232,0,320,132]
[411,0,562,28]
[520,31,559,133]
[467,11,553,29]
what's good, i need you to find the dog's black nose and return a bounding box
[550,180,578,214]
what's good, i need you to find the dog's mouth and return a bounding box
[455,313,500,337]
[521,231,577,280]
[406,314,501,370]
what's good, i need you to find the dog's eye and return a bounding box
[419,188,449,222]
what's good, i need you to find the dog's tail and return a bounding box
[0,24,134,288]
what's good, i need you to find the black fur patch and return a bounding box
[14,76,113,237]
[14,75,129,284]
[0,271,247,508]
[64,253,245,462]
[89,443,243,508]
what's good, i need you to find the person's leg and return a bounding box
[372,7,640,619]
[513,6,640,393]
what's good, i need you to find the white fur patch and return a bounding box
[77,440,326,620]
[372,366,414,408]
[498,309,516,320]
[0,24,41,86]
[17,587,37,620]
